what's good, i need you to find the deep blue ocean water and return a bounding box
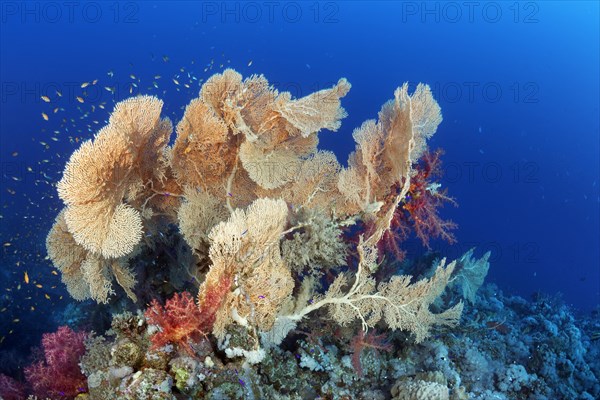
[0,0,598,378]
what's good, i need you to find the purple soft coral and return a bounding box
[25,326,88,399]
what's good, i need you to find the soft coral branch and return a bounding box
[361,149,456,264]
[350,330,393,377]
[24,326,88,400]
[196,269,233,332]
[145,291,205,354]
[400,148,457,249]
[0,374,25,400]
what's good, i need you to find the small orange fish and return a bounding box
[41,112,49,121]
[24,271,29,284]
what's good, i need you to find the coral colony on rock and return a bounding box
[1,69,598,400]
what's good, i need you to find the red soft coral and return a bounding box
[400,149,458,249]
[24,326,88,400]
[350,330,393,377]
[196,270,233,333]
[145,291,205,354]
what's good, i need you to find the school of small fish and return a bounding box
[1,51,250,343]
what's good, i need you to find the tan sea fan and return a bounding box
[46,210,91,301]
[204,198,293,337]
[46,210,138,303]
[337,83,442,243]
[57,95,172,259]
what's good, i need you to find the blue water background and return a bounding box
[0,1,598,349]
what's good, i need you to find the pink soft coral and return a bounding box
[145,291,205,354]
[0,373,26,400]
[24,326,88,399]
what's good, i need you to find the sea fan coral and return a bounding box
[337,83,443,246]
[46,211,137,303]
[49,70,462,349]
[281,240,463,343]
[449,248,491,303]
[57,95,172,259]
[206,198,294,338]
[24,326,88,399]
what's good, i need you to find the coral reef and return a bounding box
[14,69,591,399]
[46,69,461,347]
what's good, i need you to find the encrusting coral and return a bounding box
[47,69,465,359]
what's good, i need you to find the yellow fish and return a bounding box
[81,82,90,88]
[76,96,84,103]
[173,78,180,85]
[92,79,98,85]
[41,95,50,102]
[41,112,49,121]
[24,271,29,284]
